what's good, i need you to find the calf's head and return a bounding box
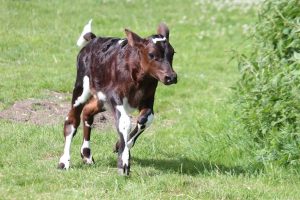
[125,23,177,85]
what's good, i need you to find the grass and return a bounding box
[1,0,300,199]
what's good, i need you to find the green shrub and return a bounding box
[235,0,300,166]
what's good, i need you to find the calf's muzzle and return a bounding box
[164,72,177,85]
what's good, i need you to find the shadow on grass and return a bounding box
[132,157,255,176]
[70,153,259,176]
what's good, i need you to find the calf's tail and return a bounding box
[76,19,96,48]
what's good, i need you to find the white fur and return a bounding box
[81,139,90,149]
[118,39,125,44]
[73,76,91,107]
[122,146,130,166]
[116,103,132,166]
[84,121,91,127]
[152,37,166,44]
[77,19,93,48]
[116,105,132,135]
[97,91,107,102]
[59,126,76,169]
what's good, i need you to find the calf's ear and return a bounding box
[125,29,143,47]
[157,23,169,40]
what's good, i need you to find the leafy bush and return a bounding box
[235,0,300,166]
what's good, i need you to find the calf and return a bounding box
[58,20,177,175]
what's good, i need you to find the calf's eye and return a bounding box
[148,53,155,60]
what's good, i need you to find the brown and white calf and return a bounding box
[58,20,177,175]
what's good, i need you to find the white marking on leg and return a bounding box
[97,91,107,102]
[81,139,93,164]
[73,76,91,107]
[152,37,166,44]
[84,121,91,127]
[116,104,132,167]
[59,125,76,169]
[81,139,90,149]
[127,113,154,149]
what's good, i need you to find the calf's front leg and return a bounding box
[115,105,132,175]
[114,108,154,152]
[128,108,154,148]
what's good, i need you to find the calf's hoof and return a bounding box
[82,155,95,165]
[81,153,95,165]
[57,155,70,169]
[81,148,95,164]
[57,162,67,170]
[58,156,70,170]
[118,164,130,176]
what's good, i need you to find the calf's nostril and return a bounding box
[165,76,172,83]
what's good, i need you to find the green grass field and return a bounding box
[1,0,300,199]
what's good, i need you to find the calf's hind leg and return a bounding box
[58,86,84,170]
[81,97,104,164]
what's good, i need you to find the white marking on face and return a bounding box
[118,39,125,44]
[59,125,76,169]
[65,116,69,121]
[152,37,166,44]
[97,91,107,102]
[73,76,91,107]
[116,103,132,166]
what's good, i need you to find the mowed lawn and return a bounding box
[1,0,300,199]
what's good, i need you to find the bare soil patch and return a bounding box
[0,91,115,130]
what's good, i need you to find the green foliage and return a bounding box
[235,0,300,166]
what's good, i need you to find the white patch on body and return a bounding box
[77,19,93,48]
[81,139,93,164]
[97,91,107,102]
[59,125,76,169]
[127,113,154,149]
[73,76,91,107]
[116,100,134,166]
[152,37,166,44]
[118,39,125,44]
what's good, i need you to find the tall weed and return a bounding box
[235,0,300,166]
